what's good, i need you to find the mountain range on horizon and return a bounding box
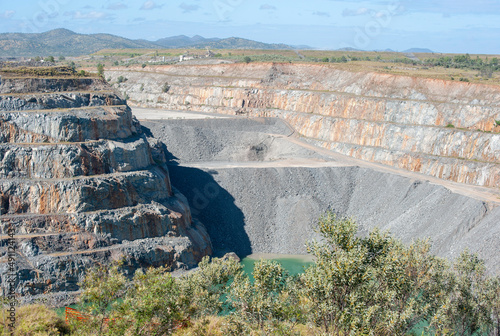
[0,28,307,57]
[0,28,434,57]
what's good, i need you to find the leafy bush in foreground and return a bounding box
[6,212,500,335]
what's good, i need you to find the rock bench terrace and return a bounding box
[0,68,211,305]
[107,62,500,188]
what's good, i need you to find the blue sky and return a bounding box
[1,0,499,53]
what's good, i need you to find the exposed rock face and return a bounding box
[0,72,212,303]
[0,92,125,111]
[106,63,500,188]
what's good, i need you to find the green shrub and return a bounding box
[119,267,186,335]
[116,75,127,84]
[228,259,298,330]
[0,304,70,336]
[178,256,242,317]
[96,63,104,77]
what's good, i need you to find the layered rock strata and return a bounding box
[106,63,500,188]
[0,70,211,302]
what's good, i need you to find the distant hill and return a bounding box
[403,48,434,53]
[153,35,297,50]
[0,29,304,57]
[188,37,296,50]
[154,35,221,48]
[0,29,159,57]
[336,47,363,52]
[336,47,436,54]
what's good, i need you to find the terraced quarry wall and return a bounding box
[106,63,500,188]
[0,71,211,303]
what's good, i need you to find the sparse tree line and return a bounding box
[315,53,499,78]
[423,54,499,78]
[1,212,499,335]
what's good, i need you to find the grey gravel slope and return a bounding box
[142,116,500,273]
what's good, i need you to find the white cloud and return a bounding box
[313,11,330,17]
[107,2,127,10]
[0,10,15,19]
[260,4,277,10]
[140,1,162,10]
[65,11,109,20]
[179,3,200,13]
[342,7,370,17]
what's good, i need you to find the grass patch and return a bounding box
[0,66,90,77]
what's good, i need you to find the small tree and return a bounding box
[44,56,55,63]
[76,265,127,335]
[229,259,300,330]
[480,65,494,78]
[116,76,127,84]
[117,267,185,336]
[97,63,105,77]
[428,251,493,336]
[244,56,252,64]
[179,256,242,317]
[482,277,500,336]
[301,212,445,335]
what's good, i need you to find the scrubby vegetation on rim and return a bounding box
[0,66,93,78]
[3,212,500,335]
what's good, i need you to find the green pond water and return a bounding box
[240,254,314,278]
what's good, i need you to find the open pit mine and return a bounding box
[0,61,499,305]
[107,62,499,272]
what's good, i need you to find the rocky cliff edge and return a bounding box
[0,66,212,305]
